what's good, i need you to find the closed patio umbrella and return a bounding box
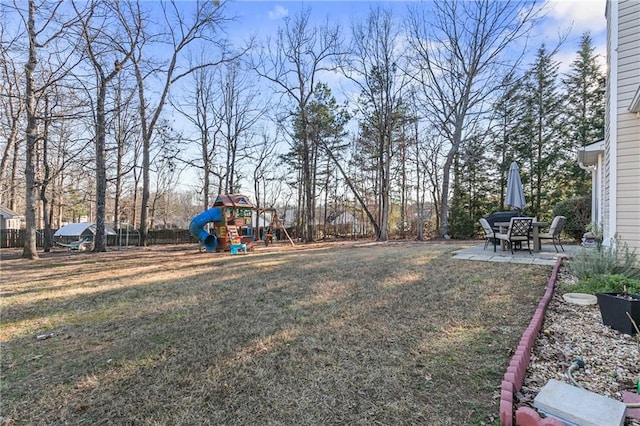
[505,161,526,211]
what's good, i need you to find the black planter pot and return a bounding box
[596,292,640,335]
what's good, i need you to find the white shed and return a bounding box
[54,222,116,238]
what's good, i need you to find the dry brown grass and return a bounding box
[1,241,551,425]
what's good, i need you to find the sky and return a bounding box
[223,0,608,71]
[537,0,607,69]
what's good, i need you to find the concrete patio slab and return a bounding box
[452,242,579,266]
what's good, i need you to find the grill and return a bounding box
[485,211,523,229]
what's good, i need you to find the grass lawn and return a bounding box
[1,241,551,425]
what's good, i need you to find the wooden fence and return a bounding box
[0,229,197,249]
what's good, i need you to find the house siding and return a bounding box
[0,206,21,230]
[615,0,640,251]
[604,0,616,245]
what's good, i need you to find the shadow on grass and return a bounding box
[1,243,550,425]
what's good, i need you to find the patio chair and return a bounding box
[495,217,533,255]
[479,218,497,252]
[538,215,566,252]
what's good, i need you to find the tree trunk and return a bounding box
[301,108,314,243]
[400,139,407,239]
[10,140,19,211]
[439,150,455,239]
[133,62,150,246]
[113,83,125,232]
[93,80,108,252]
[22,0,39,260]
[41,96,53,252]
[415,120,424,241]
[203,156,210,209]
[0,115,20,183]
[377,122,392,242]
[139,145,150,245]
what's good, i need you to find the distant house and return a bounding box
[327,211,366,234]
[578,0,640,252]
[0,205,22,230]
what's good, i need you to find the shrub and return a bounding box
[566,274,640,295]
[448,206,476,239]
[553,196,591,241]
[567,237,640,280]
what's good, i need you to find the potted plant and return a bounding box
[582,222,603,250]
[596,293,640,335]
[595,275,640,335]
[566,238,640,334]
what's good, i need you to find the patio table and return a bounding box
[494,220,549,252]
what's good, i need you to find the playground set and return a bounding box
[188,194,293,254]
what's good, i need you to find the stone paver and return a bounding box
[534,379,626,426]
[452,243,578,265]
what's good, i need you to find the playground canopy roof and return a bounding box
[213,194,254,208]
[54,222,117,237]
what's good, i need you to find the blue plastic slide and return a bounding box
[189,207,222,251]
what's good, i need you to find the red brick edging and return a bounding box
[499,258,564,426]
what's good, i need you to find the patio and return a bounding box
[452,242,580,266]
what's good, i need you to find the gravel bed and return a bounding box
[517,267,640,424]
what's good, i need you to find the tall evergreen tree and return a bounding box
[518,45,563,217]
[449,133,494,238]
[490,73,525,209]
[290,82,350,238]
[562,33,605,195]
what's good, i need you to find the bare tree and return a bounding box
[340,7,407,241]
[253,8,341,242]
[73,0,141,252]
[130,0,235,246]
[39,87,91,251]
[172,57,264,209]
[249,129,280,233]
[219,59,265,194]
[23,0,40,258]
[108,71,140,232]
[173,64,221,209]
[406,0,537,238]
[20,0,82,259]
[149,141,181,231]
[0,25,25,209]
